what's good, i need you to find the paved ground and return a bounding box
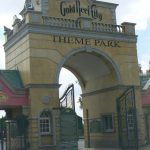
[139,145,150,150]
[2,139,150,150]
[78,139,85,149]
[78,139,150,150]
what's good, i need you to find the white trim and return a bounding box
[101,113,115,133]
[143,78,150,90]
[38,108,56,147]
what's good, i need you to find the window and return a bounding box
[102,114,114,132]
[39,110,52,135]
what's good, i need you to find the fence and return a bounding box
[84,114,119,148]
[83,112,149,149]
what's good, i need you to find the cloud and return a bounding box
[0,39,5,69]
[0,0,24,28]
[0,32,5,69]
[115,0,150,30]
[140,54,150,73]
[0,0,25,69]
[99,0,150,30]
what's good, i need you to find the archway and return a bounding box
[56,47,122,86]
[3,0,146,149]
[57,47,121,148]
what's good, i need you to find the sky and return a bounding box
[0,0,150,117]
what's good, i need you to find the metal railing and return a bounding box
[59,84,75,111]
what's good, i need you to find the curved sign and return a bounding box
[60,0,103,21]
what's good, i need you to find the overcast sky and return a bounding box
[0,0,150,117]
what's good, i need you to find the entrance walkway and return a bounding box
[2,139,150,150]
[80,146,150,150]
[78,139,150,150]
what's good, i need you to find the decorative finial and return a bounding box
[4,26,11,33]
[36,0,40,5]
[25,0,34,10]
[12,15,21,26]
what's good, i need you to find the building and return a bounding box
[0,0,149,150]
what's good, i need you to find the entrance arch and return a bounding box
[3,0,147,149]
[57,46,123,148]
[56,46,122,86]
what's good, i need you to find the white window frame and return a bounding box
[39,111,52,135]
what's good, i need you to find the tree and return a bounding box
[138,64,143,74]
[78,96,83,109]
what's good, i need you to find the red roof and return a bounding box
[142,88,150,106]
[0,71,28,108]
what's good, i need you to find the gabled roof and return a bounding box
[142,89,150,106]
[0,70,28,107]
[0,70,24,90]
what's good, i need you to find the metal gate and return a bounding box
[59,84,78,150]
[117,86,138,149]
[0,114,29,150]
[60,84,75,111]
[60,108,78,150]
[0,118,6,150]
[6,120,27,150]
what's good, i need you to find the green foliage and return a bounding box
[0,117,6,138]
[0,117,6,132]
[78,96,83,109]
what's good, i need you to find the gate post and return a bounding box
[117,86,139,149]
[86,109,90,148]
[0,122,3,150]
[59,108,78,150]
[5,120,11,150]
[134,87,147,146]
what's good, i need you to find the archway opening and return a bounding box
[58,49,121,148]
